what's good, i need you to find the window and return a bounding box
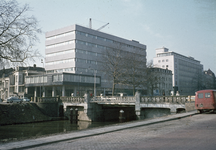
[205,93,211,98]
[53,74,63,82]
[162,60,165,62]
[198,93,203,98]
[158,60,161,63]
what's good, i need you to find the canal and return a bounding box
[0,120,119,143]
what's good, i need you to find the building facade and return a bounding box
[153,47,203,95]
[203,69,216,89]
[146,68,173,96]
[43,24,146,96]
[0,65,45,100]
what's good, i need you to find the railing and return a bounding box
[36,97,59,103]
[91,96,135,103]
[140,96,188,104]
[60,96,85,103]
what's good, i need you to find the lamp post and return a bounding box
[41,59,44,97]
[94,70,97,97]
[88,67,97,97]
[78,72,82,96]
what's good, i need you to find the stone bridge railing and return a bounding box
[35,97,59,103]
[60,97,85,103]
[140,96,188,104]
[91,96,135,104]
[34,96,85,103]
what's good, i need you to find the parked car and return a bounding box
[6,97,22,103]
[22,97,30,102]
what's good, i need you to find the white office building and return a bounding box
[153,47,203,95]
[43,24,146,96]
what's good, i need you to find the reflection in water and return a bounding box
[0,120,118,142]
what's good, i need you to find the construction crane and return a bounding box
[97,23,109,31]
[89,18,109,31]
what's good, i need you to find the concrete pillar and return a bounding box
[62,85,65,97]
[135,91,142,120]
[42,87,45,97]
[74,87,77,97]
[52,87,56,97]
[25,87,28,95]
[34,87,37,97]
[103,88,106,96]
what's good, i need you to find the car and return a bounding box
[6,97,22,103]
[22,97,30,102]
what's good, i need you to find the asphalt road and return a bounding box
[25,112,216,150]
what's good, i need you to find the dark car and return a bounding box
[6,97,22,103]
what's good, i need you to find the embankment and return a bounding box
[0,103,52,126]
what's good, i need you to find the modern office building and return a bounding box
[153,47,203,95]
[29,24,147,97]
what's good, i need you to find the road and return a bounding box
[25,112,216,150]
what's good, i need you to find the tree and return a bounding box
[0,0,42,68]
[121,50,146,95]
[99,44,126,96]
[145,60,160,96]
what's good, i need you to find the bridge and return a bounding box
[34,92,194,122]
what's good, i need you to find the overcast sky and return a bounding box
[17,0,216,73]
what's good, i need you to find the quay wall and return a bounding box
[0,103,51,126]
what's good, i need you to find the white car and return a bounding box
[6,97,22,103]
[22,97,30,102]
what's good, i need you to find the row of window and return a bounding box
[46,57,100,66]
[157,53,171,57]
[46,31,75,41]
[26,76,47,84]
[53,74,100,84]
[46,59,74,66]
[158,59,169,63]
[162,65,169,69]
[46,49,73,57]
[46,30,145,52]
[46,67,96,74]
[46,49,102,58]
[46,40,74,49]
[76,31,113,43]
[198,93,211,98]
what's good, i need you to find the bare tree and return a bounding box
[99,44,126,96]
[145,60,160,96]
[0,0,42,68]
[121,51,146,95]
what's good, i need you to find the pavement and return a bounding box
[0,111,197,150]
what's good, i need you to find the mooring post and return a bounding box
[70,108,73,124]
[75,108,78,123]
[119,109,124,123]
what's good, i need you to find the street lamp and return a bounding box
[78,72,82,96]
[94,70,97,97]
[41,59,44,97]
[88,67,97,97]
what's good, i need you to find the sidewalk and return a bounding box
[0,111,197,150]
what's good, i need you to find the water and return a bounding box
[0,120,119,142]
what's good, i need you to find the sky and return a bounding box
[17,0,216,73]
